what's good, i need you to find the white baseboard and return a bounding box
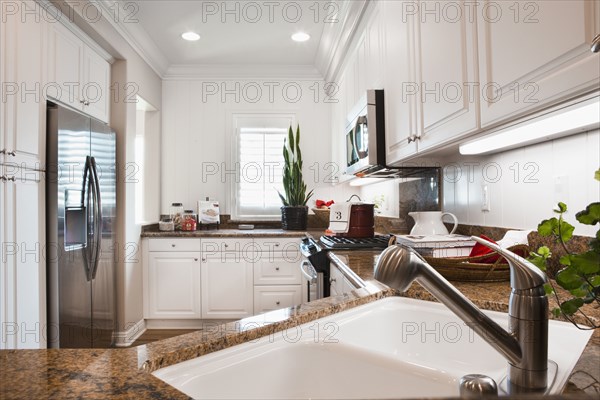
[113,320,146,347]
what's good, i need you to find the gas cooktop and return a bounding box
[319,235,392,249]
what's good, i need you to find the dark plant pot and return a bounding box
[281,206,308,230]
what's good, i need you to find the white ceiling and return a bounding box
[133,0,327,66]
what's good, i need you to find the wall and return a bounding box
[161,79,335,216]
[440,129,600,237]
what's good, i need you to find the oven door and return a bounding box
[300,260,323,302]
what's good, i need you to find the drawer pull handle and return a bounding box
[276,301,280,306]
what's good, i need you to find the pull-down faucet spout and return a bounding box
[374,237,549,393]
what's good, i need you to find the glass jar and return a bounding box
[182,210,197,231]
[159,218,174,232]
[171,203,184,230]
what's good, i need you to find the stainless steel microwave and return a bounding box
[345,90,389,177]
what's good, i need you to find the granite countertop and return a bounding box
[1,247,599,399]
[141,228,313,238]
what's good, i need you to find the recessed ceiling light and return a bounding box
[181,32,200,41]
[291,32,310,42]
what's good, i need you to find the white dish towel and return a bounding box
[328,203,355,234]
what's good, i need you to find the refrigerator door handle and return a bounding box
[90,157,103,280]
[81,156,93,281]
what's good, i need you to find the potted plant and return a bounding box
[529,169,600,329]
[278,125,313,230]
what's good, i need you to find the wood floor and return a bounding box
[131,320,236,346]
[132,330,197,346]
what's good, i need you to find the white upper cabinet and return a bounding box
[477,0,600,128]
[414,0,480,152]
[48,21,111,123]
[1,1,45,170]
[381,0,419,164]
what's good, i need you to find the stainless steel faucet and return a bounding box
[374,236,549,394]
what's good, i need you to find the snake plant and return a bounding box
[278,125,313,207]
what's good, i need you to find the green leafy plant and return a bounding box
[277,125,313,207]
[529,169,600,329]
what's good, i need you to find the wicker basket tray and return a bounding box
[422,245,529,282]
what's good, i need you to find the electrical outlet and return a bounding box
[482,185,491,212]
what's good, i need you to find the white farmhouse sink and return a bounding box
[153,297,592,399]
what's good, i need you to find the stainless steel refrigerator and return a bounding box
[46,102,117,348]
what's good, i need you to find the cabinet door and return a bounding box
[0,170,45,349]
[1,1,45,170]
[48,21,84,111]
[201,253,253,319]
[329,264,346,296]
[147,252,201,319]
[253,286,302,315]
[415,0,479,152]
[366,4,385,89]
[477,0,600,128]
[382,0,419,165]
[82,47,110,123]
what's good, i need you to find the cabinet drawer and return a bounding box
[201,238,254,254]
[253,238,301,259]
[148,238,201,252]
[253,286,302,314]
[254,258,302,285]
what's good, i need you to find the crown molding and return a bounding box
[95,0,169,77]
[38,0,115,63]
[315,0,370,82]
[164,64,324,81]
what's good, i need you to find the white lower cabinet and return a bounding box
[144,238,303,322]
[330,264,356,297]
[253,286,302,314]
[0,169,45,349]
[201,253,254,319]
[146,252,201,319]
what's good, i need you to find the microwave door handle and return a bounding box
[354,116,368,158]
[90,157,103,280]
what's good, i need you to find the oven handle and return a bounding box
[300,260,316,281]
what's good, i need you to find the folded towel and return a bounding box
[328,202,354,234]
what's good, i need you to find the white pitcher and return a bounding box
[409,211,459,235]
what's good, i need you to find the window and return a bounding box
[232,114,294,220]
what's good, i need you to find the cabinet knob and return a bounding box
[407,135,417,144]
[202,258,206,262]
[7,150,16,157]
[276,301,280,306]
[84,100,90,106]
[330,278,337,284]
[194,258,199,262]
[0,176,6,182]
[224,244,229,248]
[275,243,280,247]
[275,267,280,271]
[0,149,4,155]
[171,244,176,248]
[79,99,85,104]
[7,176,16,182]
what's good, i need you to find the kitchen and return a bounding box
[1,0,599,398]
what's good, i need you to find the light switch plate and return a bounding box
[481,184,491,212]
